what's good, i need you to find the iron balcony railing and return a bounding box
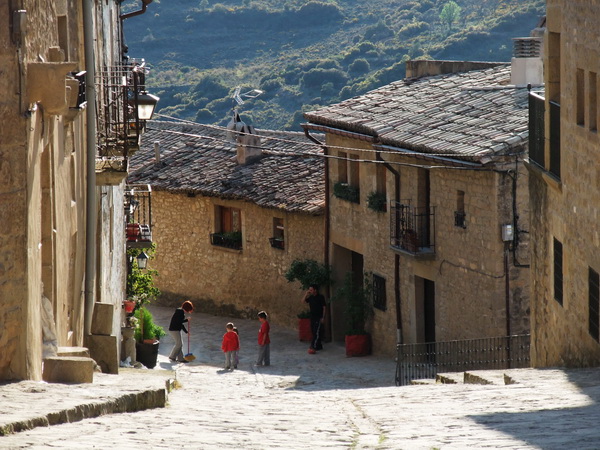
[395,334,531,386]
[125,184,152,249]
[95,60,149,176]
[528,91,545,169]
[210,232,243,250]
[390,202,435,256]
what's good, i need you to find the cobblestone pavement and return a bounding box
[1,306,600,449]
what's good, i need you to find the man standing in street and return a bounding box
[302,284,326,354]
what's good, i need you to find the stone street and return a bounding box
[1,306,599,449]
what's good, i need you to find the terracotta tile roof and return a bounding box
[304,64,529,163]
[128,121,325,215]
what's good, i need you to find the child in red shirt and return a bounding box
[221,322,240,370]
[256,311,270,366]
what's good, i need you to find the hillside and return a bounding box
[122,0,544,130]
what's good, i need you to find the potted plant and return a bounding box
[333,272,373,357]
[285,259,332,341]
[297,310,312,342]
[134,306,166,369]
[126,245,163,368]
[367,191,387,212]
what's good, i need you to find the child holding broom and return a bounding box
[168,300,194,363]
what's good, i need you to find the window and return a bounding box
[589,268,599,342]
[218,206,241,233]
[454,190,466,228]
[373,274,386,311]
[269,217,285,250]
[211,206,242,250]
[553,238,563,306]
[334,152,360,203]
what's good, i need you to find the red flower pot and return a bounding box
[298,318,312,342]
[345,334,371,357]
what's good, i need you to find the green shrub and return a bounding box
[367,191,387,212]
[285,259,332,290]
[348,58,370,77]
[134,307,166,342]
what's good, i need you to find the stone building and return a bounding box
[303,59,536,356]
[528,1,600,367]
[0,0,156,381]
[128,120,325,329]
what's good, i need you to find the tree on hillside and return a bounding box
[439,1,461,32]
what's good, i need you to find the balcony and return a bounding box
[125,184,153,249]
[96,60,156,185]
[210,232,243,250]
[528,91,545,169]
[390,202,435,258]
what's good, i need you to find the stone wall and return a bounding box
[0,0,127,380]
[148,191,325,331]
[529,0,600,367]
[326,134,530,357]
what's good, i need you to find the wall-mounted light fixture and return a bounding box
[135,91,159,121]
[136,251,149,270]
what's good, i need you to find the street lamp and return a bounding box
[136,251,149,270]
[135,91,160,120]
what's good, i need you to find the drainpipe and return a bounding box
[120,0,153,58]
[376,151,403,345]
[83,0,97,335]
[120,0,153,21]
[303,128,330,293]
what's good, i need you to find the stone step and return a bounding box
[42,356,95,384]
[463,370,517,385]
[436,372,463,384]
[57,346,90,358]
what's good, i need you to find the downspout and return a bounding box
[376,151,403,345]
[119,0,153,57]
[303,128,330,296]
[511,156,530,268]
[83,0,97,335]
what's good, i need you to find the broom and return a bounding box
[184,317,196,362]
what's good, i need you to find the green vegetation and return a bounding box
[285,259,332,290]
[122,0,544,130]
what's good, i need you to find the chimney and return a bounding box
[511,37,543,86]
[236,124,262,165]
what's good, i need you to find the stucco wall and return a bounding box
[148,191,325,331]
[529,0,600,367]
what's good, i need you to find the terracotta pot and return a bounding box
[345,334,371,357]
[123,300,135,313]
[298,318,312,342]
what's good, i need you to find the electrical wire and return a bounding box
[150,113,525,172]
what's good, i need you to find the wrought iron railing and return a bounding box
[454,211,467,228]
[210,232,243,250]
[528,91,545,169]
[125,184,152,248]
[549,100,561,179]
[95,60,148,175]
[269,237,285,250]
[390,202,435,255]
[395,334,530,386]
